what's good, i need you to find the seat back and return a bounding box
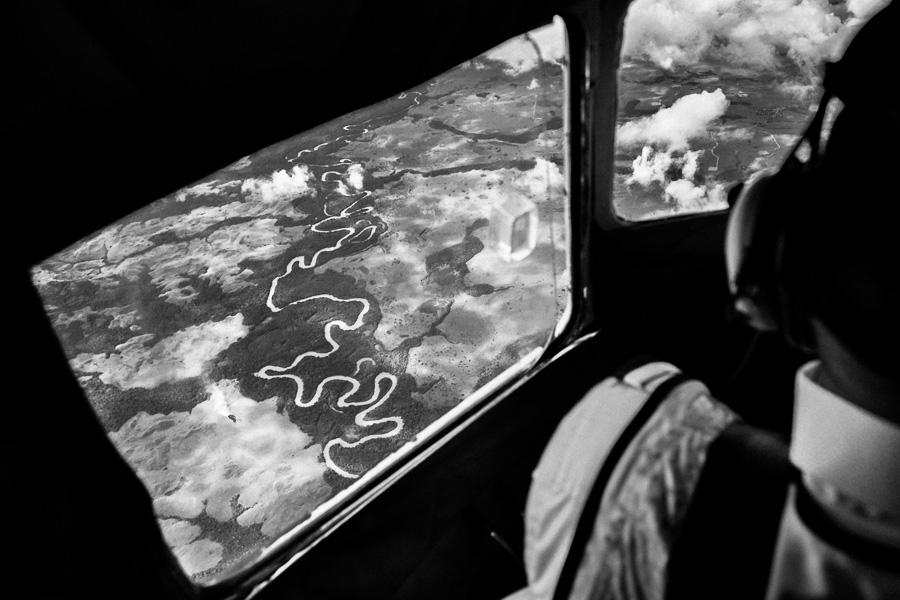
[664,422,796,600]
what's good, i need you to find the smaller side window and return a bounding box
[613,0,885,221]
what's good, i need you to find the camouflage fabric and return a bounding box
[516,375,737,600]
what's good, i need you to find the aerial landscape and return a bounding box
[30,0,886,585]
[32,20,570,582]
[613,0,882,220]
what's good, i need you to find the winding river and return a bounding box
[254,99,422,478]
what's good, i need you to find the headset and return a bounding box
[724,86,837,351]
[725,2,897,357]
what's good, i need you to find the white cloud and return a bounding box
[623,0,719,69]
[241,165,314,203]
[747,155,770,173]
[159,519,222,577]
[52,195,307,267]
[52,305,139,330]
[172,539,223,577]
[530,17,567,63]
[485,17,566,76]
[625,144,727,214]
[664,178,727,211]
[486,39,538,76]
[717,127,756,142]
[34,208,308,303]
[335,180,351,196]
[617,89,729,150]
[112,379,331,573]
[680,149,701,180]
[72,314,248,389]
[160,519,202,547]
[627,146,674,186]
[626,146,702,186]
[117,218,301,301]
[226,155,252,171]
[346,164,366,190]
[777,80,817,101]
[175,179,241,202]
[622,0,889,75]
[517,157,566,199]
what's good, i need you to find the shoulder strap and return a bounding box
[552,372,692,600]
[664,422,797,600]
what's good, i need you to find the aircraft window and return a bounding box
[613,0,881,221]
[30,18,570,585]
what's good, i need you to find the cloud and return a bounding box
[241,165,313,203]
[626,147,702,186]
[777,80,817,101]
[622,0,889,74]
[335,180,351,196]
[680,149,701,180]
[722,1,844,71]
[52,305,139,330]
[160,519,222,577]
[747,155,770,173]
[516,157,566,199]
[226,155,252,171]
[346,164,366,190]
[175,179,241,202]
[486,39,538,76]
[625,145,727,214]
[485,17,566,76]
[34,205,308,302]
[42,190,307,269]
[71,314,248,389]
[112,379,331,574]
[627,146,673,186]
[530,18,567,63]
[717,127,756,142]
[622,0,717,69]
[617,89,729,150]
[172,539,223,577]
[664,178,727,211]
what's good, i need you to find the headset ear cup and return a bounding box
[725,171,782,334]
[727,166,817,351]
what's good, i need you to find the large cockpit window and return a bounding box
[30,18,570,585]
[613,0,884,221]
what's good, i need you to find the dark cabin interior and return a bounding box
[9,2,808,599]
